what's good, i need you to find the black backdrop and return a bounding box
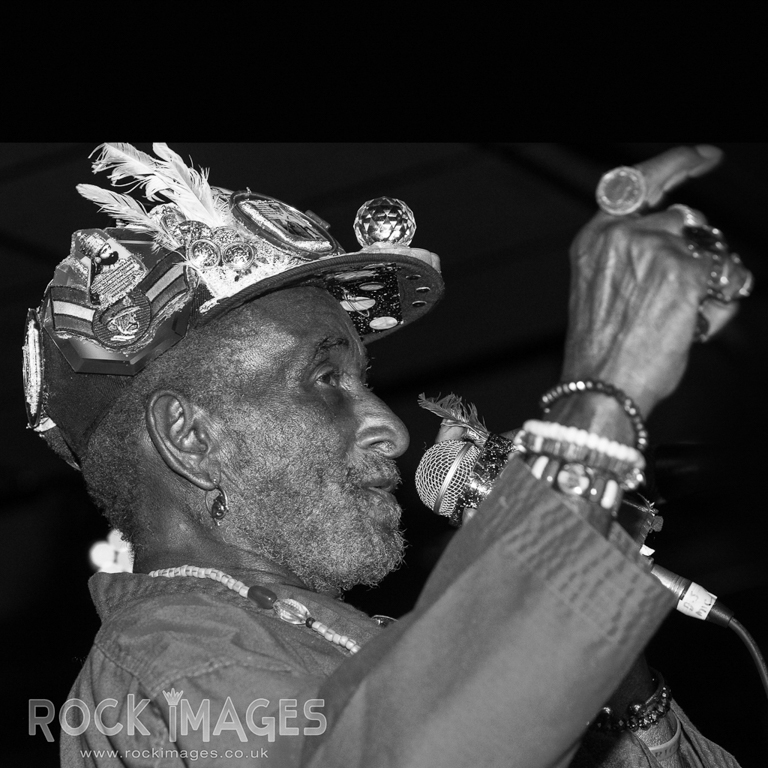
[2,143,766,766]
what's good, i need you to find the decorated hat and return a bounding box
[23,143,444,464]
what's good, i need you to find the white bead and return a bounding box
[601,480,619,509]
[531,455,549,479]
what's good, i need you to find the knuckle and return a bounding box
[602,218,636,241]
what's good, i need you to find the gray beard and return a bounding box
[223,417,406,593]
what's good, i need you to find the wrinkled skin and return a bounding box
[439,145,738,449]
[213,289,410,592]
[139,287,410,593]
[563,146,738,417]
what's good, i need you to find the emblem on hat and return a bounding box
[92,290,152,348]
[22,309,54,432]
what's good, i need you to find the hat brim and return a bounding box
[194,246,444,343]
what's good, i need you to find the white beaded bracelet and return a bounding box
[520,420,645,467]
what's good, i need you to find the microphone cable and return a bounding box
[726,617,768,701]
[649,559,768,703]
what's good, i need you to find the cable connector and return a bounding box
[650,564,734,627]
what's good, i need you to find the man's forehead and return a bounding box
[232,286,366,363]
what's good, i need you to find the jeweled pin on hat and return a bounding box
[23,143,444,462]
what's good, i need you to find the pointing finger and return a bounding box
[635,145,723,206]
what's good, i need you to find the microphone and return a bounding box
[415,439,481,522]
[416,434,735,626]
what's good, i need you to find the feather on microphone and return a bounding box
[415,394,516,525]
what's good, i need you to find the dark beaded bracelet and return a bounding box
[539,380,649,453]
[592,668,672,732]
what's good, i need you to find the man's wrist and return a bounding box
[543,393,637,448]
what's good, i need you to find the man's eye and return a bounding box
[318,370,340,386]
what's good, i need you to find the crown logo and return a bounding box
[162,687,184,706]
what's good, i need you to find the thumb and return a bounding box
[435,422,467,443]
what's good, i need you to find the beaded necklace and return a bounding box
[149,565,361,654]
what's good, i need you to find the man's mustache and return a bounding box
[346,455,402,493]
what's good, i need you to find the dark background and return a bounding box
[2,143,766,766]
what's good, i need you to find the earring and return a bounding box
[206,484,229,526]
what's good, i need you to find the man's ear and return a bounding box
[145,390,220,491]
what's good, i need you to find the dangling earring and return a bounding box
[206,484,229,526]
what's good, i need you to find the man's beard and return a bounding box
[223,413,406,593]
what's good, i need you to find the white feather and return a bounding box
[151,143,223,225]
[89,142,227,228]
[90,143,170,200]
[76,184,161,232]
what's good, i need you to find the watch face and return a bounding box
[557,462,592,496]
[229,192,343,260]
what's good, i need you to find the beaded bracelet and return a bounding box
[539,380,649,452]
[592,668,672,732]
[516,420,645,491]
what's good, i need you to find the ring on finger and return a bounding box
[682,224,754,303]
[596,166,648,216]
[682,224,729,259]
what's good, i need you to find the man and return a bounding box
[24,143,748,766]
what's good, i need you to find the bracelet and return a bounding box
[648,712,681,759]
[518,420,645,490]
[520,420,644,464]
[525,453,622,512]
[539,380,649,453]
[593,668,672,732]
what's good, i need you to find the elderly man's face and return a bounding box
[215,287,410,592]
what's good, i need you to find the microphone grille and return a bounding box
[415,439,481,518]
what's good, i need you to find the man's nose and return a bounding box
[355,394,410,459]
